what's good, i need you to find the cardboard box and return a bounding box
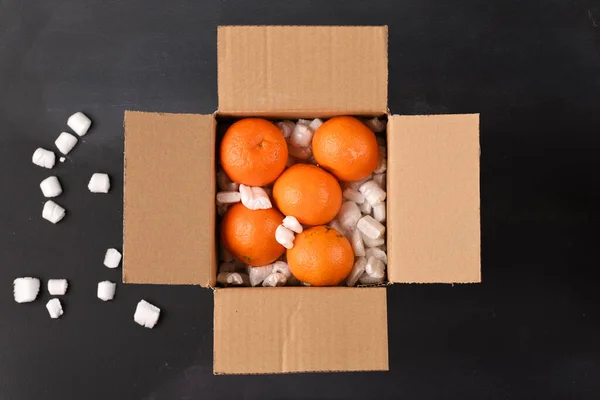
[122,26,481,375]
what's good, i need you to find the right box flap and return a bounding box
[214,287,388,374]
[387,114,481,283]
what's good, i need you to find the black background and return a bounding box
[1,0,599,399]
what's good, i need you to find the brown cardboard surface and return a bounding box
[214,287,389,374]
[217,26,388,116]
[387,114,481,283]
[123,111,216,286]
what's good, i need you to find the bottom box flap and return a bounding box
[214,287,388,374]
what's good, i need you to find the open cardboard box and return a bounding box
[122,26,481,374]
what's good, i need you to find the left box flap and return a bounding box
[123,111,216,286]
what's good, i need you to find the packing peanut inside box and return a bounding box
[123,26,481,375]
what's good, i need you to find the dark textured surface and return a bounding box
[1,0,600,399]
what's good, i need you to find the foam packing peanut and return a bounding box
[342,188,365,204]
[13,277,40,303]
[374,146,387,174]
[46,299,63,319]
[39,176,62,198]
[276,120,295,138]
[47,279,68,295]
[337,201,362,234]
[42,200,66,224]
[275,225,295,249]
[247,264,273,287]
[282,216,303,234]
[362,233,384,248]
[55,132,78,155]
[372,202,386,223]
[216,191,241,205]
[262,272,287,287]
[88,173,110,193]
[308,118,323,132]
[134,300,160,329]
[350,229,366,257]
[366,256,386,279]
[328,218,344,234]
[359,272,385,285]
[359,181,386,206]
[357,215,385,240]
[359,200,372,215]
[346,257,367,287]
[67,111,92,136]
[103,248,122,269]
[97,281,116,301]
[217,272,244,286]
[272,261,291,278]
[239,184,272,210]
[366,247,387,265]
[32,148,56,169]
[365,117,386,133]
[372,173,386,190]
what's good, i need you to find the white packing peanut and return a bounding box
[350,229,366,257]
[359,272,385,285]
[308,118,323,132]
[55,132,78,155]
[337,201,362,234]
[47,279,68,295]
[362,233,384,248]
[239,184,272,210]
[359,180,387,206]
[219,262,236,273]
[272,261,291,278]
[372,173,386,190]
[275,225,295,249]
[282,216,303,234]
[247,264,273,287]
[297,118,311,125]
[342,188,365,204]
[103,248,122,269]
[217,169,239,192]
[134,300,160,329]
[365,256,385,279]
[39,176,62,198]
[372,202,386,223]
[42,200,66,224]
[276,120,295,138]
[88,173,110,193]
[289,121,313,148]
[262,272,287,287]
[374,146,387,174]
[366,247,388,265]
[67,111,92,136]
[97,281,116,301]
[13,277,40,303]
[32,148,55,169]
[216,191,241,205]
[287,143,312,160]
[46,299,63,319]
[328,218,344,234]
[357,215,385,240]
[365,117,386,133]
[342,175,372,191]
[346,257,367,287]
[359,200,372,215]
[217,272,244,285]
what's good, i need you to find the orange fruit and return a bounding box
[272,164,342,226]
[312,116,379,182]
[287,225,354,286]
[221,203,285,267]
[220,118,288,186]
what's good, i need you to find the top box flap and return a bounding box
[123,111,216,287]
[213,287,388,374]
[387,114,481,283]
[217,26,388,117]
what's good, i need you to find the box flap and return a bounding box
[218,26,388,117]
[123,111,216,286]
[214,287,388,374]
[387,114,481,283]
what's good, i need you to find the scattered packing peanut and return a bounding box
[374,146,387,174]
[308,118,323,132]
[372,173,386,190]
[88,173,110,193]
[359,200,372,215]
[13,278,40,303]
[239,184,272,210]
[103,248,122,269]
[32,148,55,169]
[42,200,65,224]
[346,257,367,287]
[357,215,385,240]
[365,117,386,133]
[359,272,385,285]
[342,188,365,204]
[276,120,295,138]
[365,256,385,279]
[282,216,303,234]
[272,261,291,278]
[328,218,344,234]
[39,176,62,198]
[275,225,295,249]
[247,264,273,287]
[362,233,384,248]
[366,247,388,265]
[46,299,63,319]
[47,279,68,295]
[359,180,386,206]
[289,121,313,148]
[350,229,366,257]
[337,201,362,234]
[217,169,239,192]
[217,272,244,285]
[97,281,116,301]
[262,272,287,287]
[372,202,386,223]
[134,300,160,329]
[55,132,78,155]
[216,191,241,205]
[67,111,92,136]
[342,175,372,191]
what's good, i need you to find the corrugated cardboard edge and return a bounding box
[387,114,481,284]
[218,26,388,116]
[213,287,389,374]
[123,111,216,286]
